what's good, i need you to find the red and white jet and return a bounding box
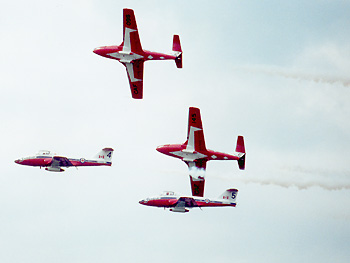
[14,148,114,172]
[93,8,183,99]
[156,107,246,197]
[139,189,238,213]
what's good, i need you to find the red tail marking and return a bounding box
[236,136,245,153]
[172,35,182,52]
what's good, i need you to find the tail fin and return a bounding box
[218,189,238,203]
[94,148,114,162]
[235,136,245,170]
[172,35,182,68]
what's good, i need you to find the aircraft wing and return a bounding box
[51,156,74,167]
[122,8,143,53]
[185,107,207,152]
[124,61,144,99]
[186,160,207,197]
[190,176,205,197]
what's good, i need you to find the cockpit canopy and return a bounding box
[160,191,176,196]
[35,150,53,156]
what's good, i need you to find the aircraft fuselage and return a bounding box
[139,196,236,208]
[14,156,111,167]
[156,144,242,163]
[93,45,178,63]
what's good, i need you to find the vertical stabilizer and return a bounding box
[172,35,182,52]
[235,136,245,153]
[172,35,182,68]
[218,189,238,203]
[94,148,114,162]
[235,136,245,170]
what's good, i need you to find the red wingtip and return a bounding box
[123,8,138,31]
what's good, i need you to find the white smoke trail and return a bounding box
[189,166,206,180]
[236,65,350,87]
[157,164,350,191]
[212,165,350,190]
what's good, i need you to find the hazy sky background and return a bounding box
[1,0,350,262]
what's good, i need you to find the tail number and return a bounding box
[132,84,138,95]
[191,113,196,123]
[126,15,131,26]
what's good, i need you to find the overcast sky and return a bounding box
[1,0,350,262]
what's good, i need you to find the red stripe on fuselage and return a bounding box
[69,160,111,167]
[93,45,176,62]
[16,158,52,166]
[16,157,110,167]
[140,198,236,208]
[156,144,239,161]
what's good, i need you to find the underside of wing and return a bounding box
[122,8,143,53]
[124,61,144,99]
[187,159,207,170]
[189,176,205,197]
[186,160,206,197]
[52,156,73,167]
[184,107,207,152]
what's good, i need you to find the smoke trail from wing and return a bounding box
[189,166,206,179]
[236,65,350,87]
[156,164,350,190]
[212,166,350,190]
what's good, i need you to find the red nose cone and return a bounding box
[156,145,166,154]
[14,159,20,164]
[139,200,147,205]
[93,47,104,56]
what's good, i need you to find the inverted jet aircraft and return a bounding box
[156,107,245,197]
[14,148,114,172]
[139,188,238,213]
[93,8,183,99]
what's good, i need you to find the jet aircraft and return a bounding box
[156,107,245,197]
[139,188,238,213]
[93,8,183,99]
[14,148,114,172]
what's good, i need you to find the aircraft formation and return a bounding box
[15,8,245,213]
